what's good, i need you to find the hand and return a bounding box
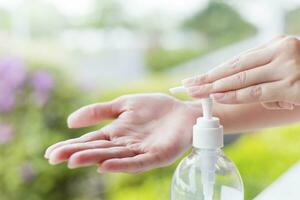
[182,35,300,110]
[45,93,201,173]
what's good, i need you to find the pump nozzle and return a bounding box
[169,86,213,118]
[201,98,213,119]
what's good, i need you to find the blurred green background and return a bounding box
[0,0,300,199]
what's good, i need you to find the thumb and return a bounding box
[261,101,294,110]
[68,98,125,128]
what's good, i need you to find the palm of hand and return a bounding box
[45,94,200,173]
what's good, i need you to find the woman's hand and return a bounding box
[182,35,300,110]
[45,93,201,173]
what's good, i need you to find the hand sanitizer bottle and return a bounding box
[169,87,244,200]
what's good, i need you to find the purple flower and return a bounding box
[0,90,16,112]
[31,70,55,105]
[0,123,14,144]
[0,56,26,112]
[0,56,26,90]
[20,162,36,183]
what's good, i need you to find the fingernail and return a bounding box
[186,85,212,98]
[67,115,75,128]
[187,86,200,93]
[182,77,196,86]
[67,162,77,169]
[212,93,225,100]
[278,102,294,110]
[97,168,105,173]
[49,158,61,165]
[186,86,203,97]
[44,148,52,159]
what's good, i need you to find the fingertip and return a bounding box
[44,150,50,159]
[49,156,63,165]
[67,113,78,128]
[182,74,208,87]
[45,145,57,159]
[97,167,104,173]
[212,93,225,101]
[67,162,77,169]
[186,86,209,99]
[212,92,236,104]
[100,160,122,172]
[67,154,80,169]
[181,78,194,87]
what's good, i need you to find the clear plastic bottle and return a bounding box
[171,148,243,200]
[168,90,244,200]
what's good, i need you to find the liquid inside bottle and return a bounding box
[171,148,244,200]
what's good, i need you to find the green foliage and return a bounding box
[184,1,256,47]
[0,65,101,200]
[226,125,300,199]
[145,1,257,73]
[145,48,205,73]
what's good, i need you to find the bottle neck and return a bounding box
[192,147,223,154]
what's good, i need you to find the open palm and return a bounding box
[45,93,201,173]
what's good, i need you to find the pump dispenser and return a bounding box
[169,86,244,200]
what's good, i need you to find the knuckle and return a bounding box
[287,58,300,71]
[250,85,262,100]
[281,36,300,51]
[227,91,237,103]
[284,78,295,88]
[236,71,247,86]
[196,74,208,84]
[115,95,129,104]
[229,57,240,70]
[285,73,300,87]
[275,34,287,40]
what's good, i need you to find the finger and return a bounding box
[262,101,295,110]
[67,98,125,128]
[45,130,108,159]
[212,65,277,92]
[182,35,287,87]
[99,153,159,173]
[244,35,287,53]
[182,48,273,87]
[67,146,137,169]
[186,65,277,98]
[211,82,283,104]
[48,140,119,165]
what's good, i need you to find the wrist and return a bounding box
[184,100,202,122]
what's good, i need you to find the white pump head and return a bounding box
[169,86,223,149]
[193,97,223,149]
